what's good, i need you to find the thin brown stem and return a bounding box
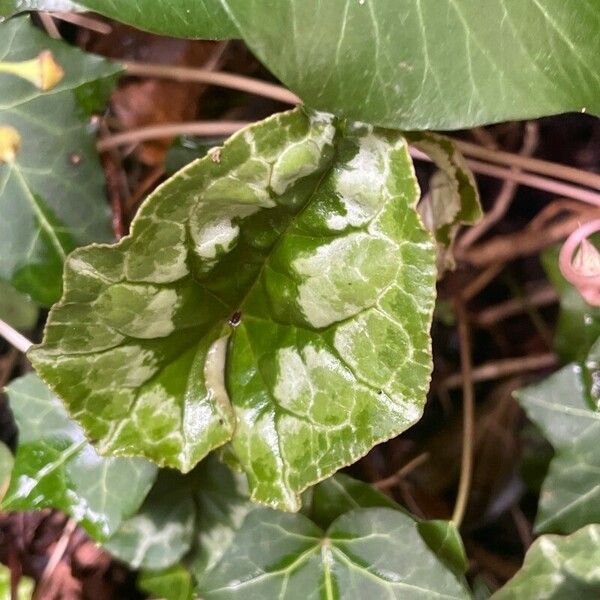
[452,300,475,528]
[442,353,558,390]
[123,61,301,105]
[374,453,430,490]
[38,12,62,39]
[474,285,558,327]
[97,121,249,152]
[49,12,112,34]
[456,209,600,267]
[454,138,600,192]
[410,148,600,206]
[459,122,539,249]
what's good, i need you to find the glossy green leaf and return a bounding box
[198,506,469,599]
[3,374,157,541]
[541,245,600,362]
[515,339,600,534]
[0,17,116,305]
[494,524,600,600]
[0,563,33,600]
[418,520,469,578]
[7,2,600,129]
[30,107,436,510]
[1,0,237,38]
[407,132,480,273]
[105,469,196,570]
[0,281,37,330]
[138,566,194,600]
[107,456,251,573]
[222,0,600,129]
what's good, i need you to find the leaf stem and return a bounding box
[97,121,249,152]
[123,61,301,105]
[0,319,33,354]
[451,300,475,529]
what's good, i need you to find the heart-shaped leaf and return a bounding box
[30,107,436,510]
[3,373,157,540]
[515,338,600,534]
[0,17,117,305]
[494,525,600,599]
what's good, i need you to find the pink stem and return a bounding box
[559,219,600,306]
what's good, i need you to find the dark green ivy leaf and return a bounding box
[3,374,157,540]
[494,525,600,600]
[515,339,600,535]
[30,107,437,510]
[0,17,117,305]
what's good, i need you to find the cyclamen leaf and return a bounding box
[30,107,436,510]
[407,132,480,273]
[198,507,469,599]
[494,525,600,600]
[3,374,157,540]
[1,0,237,38]
[515,339,600,534]
[0,17,116,305]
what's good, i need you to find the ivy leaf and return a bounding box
[406,132,480,273]
[222,0,600,129]
[138,566,194,600]
[494,525,600,599]
[1,1,237,38]
[0,17,117,305]
[3,374,157,541]
[541,245,600,362]
[515,339,600,534]
[105,469,197,570]
[30,107,436,510]
[0,281,37,330]
[107,456,251,572]
[198,507,469,599]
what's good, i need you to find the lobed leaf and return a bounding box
[494,525,600,599]
[0,18,117,305]
[198,507,469,599]
[515,338,600,534]
[3,374,157,540]
[30,107,437,510]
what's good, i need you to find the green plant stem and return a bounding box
[452,300,475,529]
